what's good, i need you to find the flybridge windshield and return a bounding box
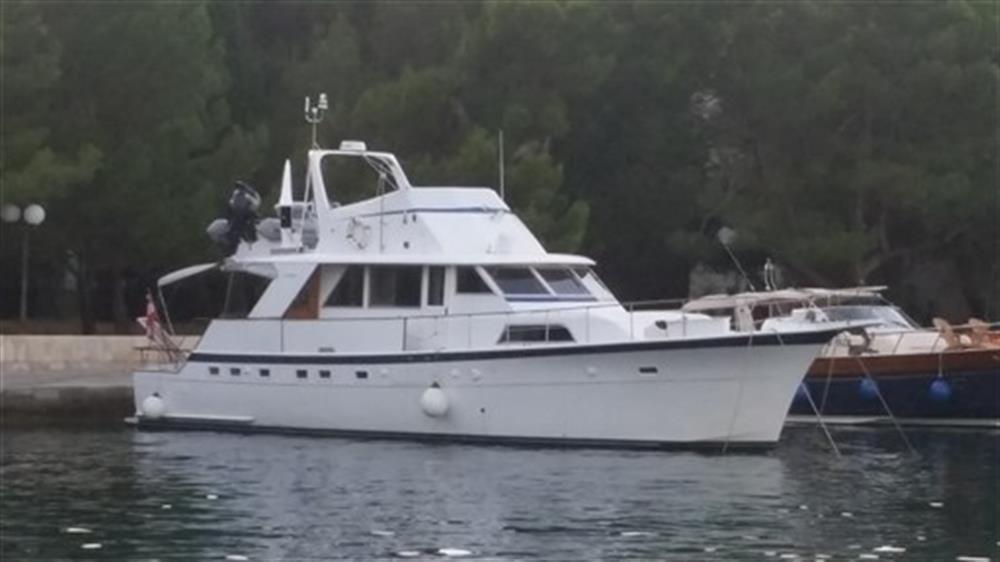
[821,305,917,329]
[319,154,400,207]
[484,266,596,301]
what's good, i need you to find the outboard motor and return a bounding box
[207,181,262,256]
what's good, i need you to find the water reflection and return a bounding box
[1,426,997,560]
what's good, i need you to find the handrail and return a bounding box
[209,297,692,324]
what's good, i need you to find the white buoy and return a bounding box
[206,494,219,500]
[874,546,906,553]
[81,543,102,550]
[396,551,421,558]
[224,556,249,561]
[370,530,394,537]
[438,548,471,557]
[420,385,449,417]
[141,395,166,419]
[65,527,91,534]
[929,501,944,508]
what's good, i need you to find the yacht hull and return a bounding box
[789,347,1000,427]
[133,330,837,448]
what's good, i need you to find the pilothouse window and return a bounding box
[485,267,548,295]
[369,266,421,307]
[537,268,589,295]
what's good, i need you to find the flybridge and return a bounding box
[253,137,549,262]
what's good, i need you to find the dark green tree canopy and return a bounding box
[2,0,996,328]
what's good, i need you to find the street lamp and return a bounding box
[2,203,46,322]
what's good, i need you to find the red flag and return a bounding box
[145,293,160,338]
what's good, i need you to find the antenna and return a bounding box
[716,226,756,292]
[498,129,505,201]
[304,93,328,149]
[763,257,777,290]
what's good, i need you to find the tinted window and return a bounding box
[573,267,612,295]
[498,325,574,343]
[427,266,445,305]
[486,267,548,295]
[325,266,364,307]
[537,268,589,295]
[456,267,492,294]
[369,266,422,307]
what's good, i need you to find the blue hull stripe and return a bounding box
[135,418,774,451]
[187,327,841,366]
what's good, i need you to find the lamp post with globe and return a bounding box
[2,203,46,322]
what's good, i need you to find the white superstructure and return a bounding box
[133,139,842,448]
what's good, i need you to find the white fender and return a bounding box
[141,394,166,419]
[420,385,449,417]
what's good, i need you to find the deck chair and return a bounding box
[967,318,1000,348]
[932,318,972,350]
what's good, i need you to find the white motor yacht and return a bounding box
[132,135,843,448]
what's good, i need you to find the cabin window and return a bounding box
[319,370,331,379]
[498,324,574,343]
[573,267,612,296]
[537,268,589,296]
[325,266,364,307]
[230,367,241,376]
[369,266,422,307]
[456,267,492,294]
[259,368,270,377]
[486,267,548,295]
[209,366,219,375]
[296,369,308,379]
[427,266,445,305]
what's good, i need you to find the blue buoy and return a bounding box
[858,377,879,400]
[929,377,952,401]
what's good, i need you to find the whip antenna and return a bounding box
[304,93,328,149]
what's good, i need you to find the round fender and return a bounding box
[141,394,166,419]
[420,385,449,417]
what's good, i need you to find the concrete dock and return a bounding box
[2,335,147,424]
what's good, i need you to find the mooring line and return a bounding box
[854,356,916,454]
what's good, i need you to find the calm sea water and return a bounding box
[1,425,997,560]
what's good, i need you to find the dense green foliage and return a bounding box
[1,1,996,330]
